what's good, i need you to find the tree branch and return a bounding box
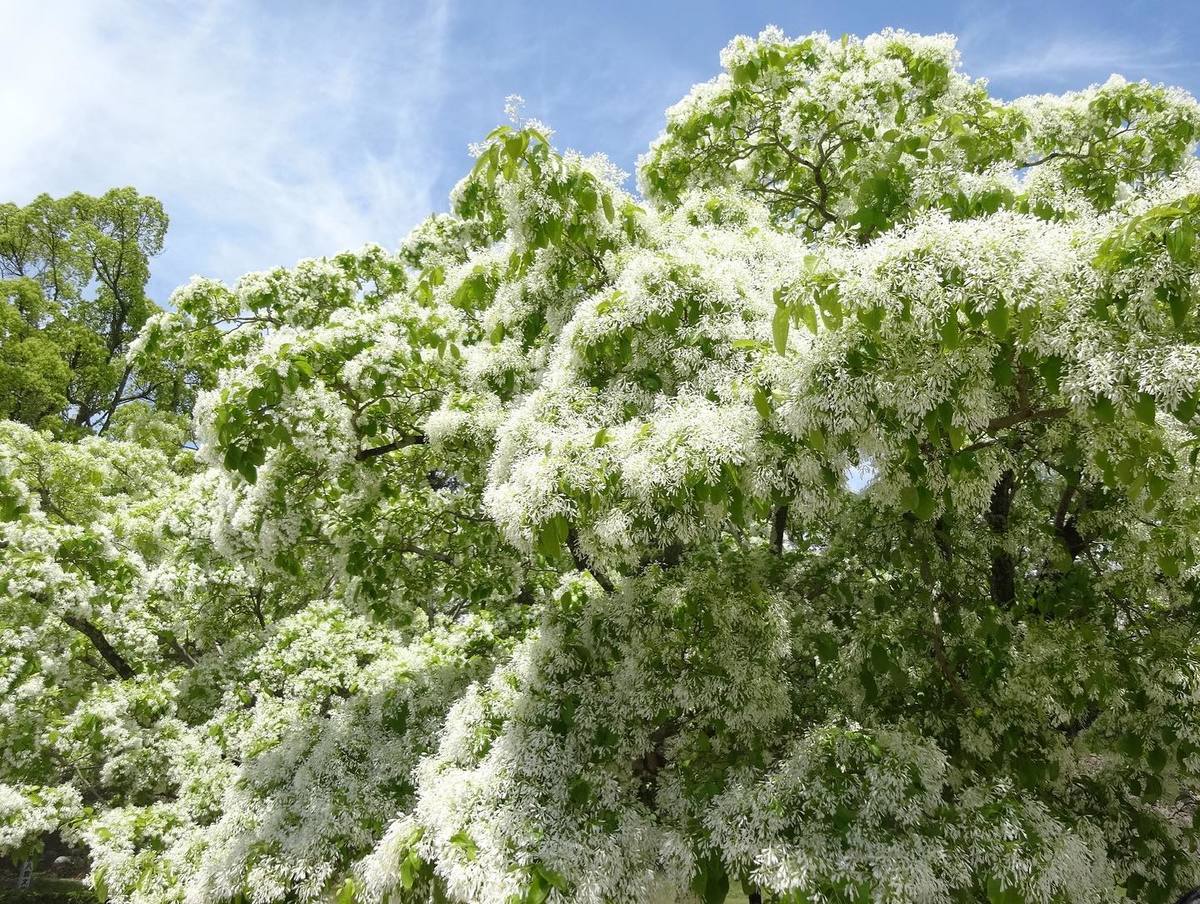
[770,504,788,555]
[397,543,456,566]
[354,434,427,460]
[986,406,1070,433]
[987,469,1018,607]
[61,615,136,679]
[567,527,615,593]
[930,608,970,708]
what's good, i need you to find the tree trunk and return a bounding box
[986,470,1016,606]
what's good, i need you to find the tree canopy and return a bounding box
[0,188,185,437]
[4,27,1200,904]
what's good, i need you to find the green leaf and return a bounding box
[690,856,729,904]
[913,485,936,520]
[541,867,568,893]
[336,878,357,904]
[1169,289,1191,329]
[1118,732,1144,758]
[986,303,1010,340]
[1142,773,1164,801]
[450,830,478,861]
[1134,392,1157,425]
[797,304,819,334]
[856,306,884,332]
[526,872,550,904]
[901,484,936,520]
[753,387,773,421]
[1149,746,1169,772]
[870,642,889,672]
[940,313,960,350]
[400,851,422,890]
[1091,396,1117,424]
[772,304,790,354]
[1158,554,1180,579]
[536,514,569,557]
[593,427,612,448]
[1166,222,1195,262]
[817,287,843,329]
[1038,356,1064,395]
[602,193,615,223]
[992,354,1014,388]
[1175,393,1198,422]
[400,858,415,891]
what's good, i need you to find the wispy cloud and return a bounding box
[955,4,1199,94]
[974,35,1196,81]
[0,0,453,298]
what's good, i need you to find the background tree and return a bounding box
[0,189,176,435]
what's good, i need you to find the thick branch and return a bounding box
[770,504,788,555]
[567,527,615,593]
[914,519,970,707]
[987,470,1017,607]
[1053,481,1089,564]
[931,609,970,708]
[354,434,427,460]
[61,615,136,679]
[632,721,676,808]
[157,631,198,668]
[96,363,134,435]
[986,406,1070,434]
[396,543,456,566]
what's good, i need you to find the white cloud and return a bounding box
[974,35,1195,81]
[0,0,452,296]
[955,5,1198,90]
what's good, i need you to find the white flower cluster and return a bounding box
[0,783,81,857]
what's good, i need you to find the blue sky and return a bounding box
[2,0,1198,302]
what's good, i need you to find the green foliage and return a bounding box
[5,25,1200,904]
[0,190,177,436]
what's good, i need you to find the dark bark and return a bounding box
[61,615,136,679]
[96,363,133,434]
[632,722,675,807]
[397,543,457,565]
[156,631,198,668]
[913,519,970,707]
[1053,482,1088,563]
[354,434,427,460]
[770,504,788,555]
[986,470,1017,607]
[567,527,615,592]
[986,406,1070,433]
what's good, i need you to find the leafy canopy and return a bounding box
[5,26,1200,904]
[0,189,185,437]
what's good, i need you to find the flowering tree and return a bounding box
[5,26,1200,904]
